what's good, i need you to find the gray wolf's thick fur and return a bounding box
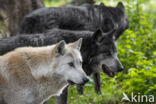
[0,39,88,104]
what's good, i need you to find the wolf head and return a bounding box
[52,39,89,85]
[99,2,129,40]
[89,29,123,77]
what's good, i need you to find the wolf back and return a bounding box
[19,2,129,40]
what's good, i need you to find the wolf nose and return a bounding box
[118,67,124,72]
[79,78,89,86]
[83,78,89,83]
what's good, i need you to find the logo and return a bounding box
[122,92,155,103]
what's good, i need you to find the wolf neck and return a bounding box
[30,65,68,104]
[22,46,54,79]
[36,73,68,104]
[80,36,94,62]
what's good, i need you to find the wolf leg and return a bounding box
[55,86,68,104]
[76,85,84,94]
[93,72,101,94]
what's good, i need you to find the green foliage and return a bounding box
[45,0,156,103]
[116,0,156,98]
[121,67,156,96]
[44,0,72,7]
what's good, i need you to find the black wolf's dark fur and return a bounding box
[19,2,128,40]
[0,29,116,73]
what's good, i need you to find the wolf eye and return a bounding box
[105,51,111,56]
[80,61,82,65]
[68,62,74,67]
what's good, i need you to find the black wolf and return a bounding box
[19,2,128,40]
[0,28,123,104]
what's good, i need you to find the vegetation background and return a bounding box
[44,0,156,104]
[0,0,155,103]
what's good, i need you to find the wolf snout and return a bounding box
[80,77,89,86]
[83,77,89,83]
[116,59,124,72]
[118,66,124,72]
[117,62,124,72]
[67,77,89,86]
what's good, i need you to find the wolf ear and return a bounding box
[70,38,83,50]
[117,2,125,11]
[100,3,105,6]
[93,28,103,43]
[55,40,66,56]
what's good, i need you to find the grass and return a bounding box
[47,73,124,104]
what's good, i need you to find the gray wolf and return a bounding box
[19,2,129,40]
[0,39,88,104]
